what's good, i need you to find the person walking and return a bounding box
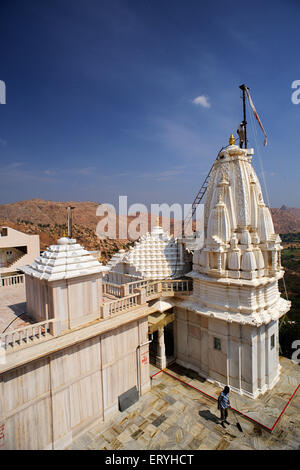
[218,386,230,428]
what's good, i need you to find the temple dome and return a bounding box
[22,237,106,281]
[108,224,185,280]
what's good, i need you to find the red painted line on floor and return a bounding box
[150,369,164,378]
[151,368,299,433]
[163,370,219,402]
[270,383,300,431]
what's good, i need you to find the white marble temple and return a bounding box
[177,137,291,398]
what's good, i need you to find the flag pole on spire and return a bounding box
[238,84,267,148]
[239,84,248,149]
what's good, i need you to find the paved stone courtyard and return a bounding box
[0,284,33,333]
[69,357,300,450]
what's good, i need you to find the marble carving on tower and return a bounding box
[107,222,187,280]
[176,136,290,398]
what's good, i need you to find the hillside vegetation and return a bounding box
[279,236,300,359]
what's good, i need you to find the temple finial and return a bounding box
[229,134,235,145]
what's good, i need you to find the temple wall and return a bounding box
[0,317,150,450]
[25,276,54,323]
[25,274,103,330]
[193,278,280,314]
[175,307,280,398]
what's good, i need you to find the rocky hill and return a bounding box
[1,200,300,263]
[0,217,133,264]
[0,199,100,228]
[270,207,300,234]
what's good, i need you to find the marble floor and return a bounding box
[69,356,300,450]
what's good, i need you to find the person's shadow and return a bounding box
[198,409,220,424]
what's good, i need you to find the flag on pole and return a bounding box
[245,87,267,146]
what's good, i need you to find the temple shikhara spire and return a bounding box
[177,136,291,397]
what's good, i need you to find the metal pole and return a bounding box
[239,84,248,149]
[67,206,75,238]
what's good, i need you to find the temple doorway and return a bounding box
[148,309,175,369]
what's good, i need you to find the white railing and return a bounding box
[162,279,192,293]
[0,274,25,287]
[0,319,58,351]
[101,293,141,317]
[100,279,192,318]
[146,281,161,297]
[145,279,192,298]
[103,279,148,298]
[102,281,122,297]
[103,272,141,285]
[127,279,148,294]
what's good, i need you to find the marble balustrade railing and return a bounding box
[0,273,25,287]
[127,279,149,294]
[103,272,141,285]
[162,279,193,293]
[146,279,193,297]
[103,278,192,302]
[100,292,142,318]
[0,318,60,351]
[101,278,193,317]
[102,279,148,298]
[102,281,122,297]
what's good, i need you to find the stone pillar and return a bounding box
[156,326,167,369]
[217,252,222,272]
[179,241,184,264]
[272,250,277,272]
[49,320,62,337]
[137,287,147,305]
[120,284,129,297]
[257,325,266,392]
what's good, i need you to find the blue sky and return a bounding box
[0,0,299,209]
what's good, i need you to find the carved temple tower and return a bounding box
[175,136,290,398]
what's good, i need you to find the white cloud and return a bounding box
[192,95,211,108]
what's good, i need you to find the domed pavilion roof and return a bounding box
[22,237,106,281]
[107,224,185,280]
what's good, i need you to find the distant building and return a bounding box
[0,226,40,277]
